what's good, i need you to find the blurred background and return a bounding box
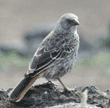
[0,0,110,91]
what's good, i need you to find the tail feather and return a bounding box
[9,75,39,102]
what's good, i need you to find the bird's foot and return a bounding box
[47,80,58,86]
[63,87,74,95]
[47,80,52,84]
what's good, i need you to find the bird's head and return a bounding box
[56,13,79,31]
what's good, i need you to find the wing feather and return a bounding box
[26,44,74,77]
[27,48,62,77]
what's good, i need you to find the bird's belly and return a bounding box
[43,51,78,80]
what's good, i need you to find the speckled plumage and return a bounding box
[42,30,79,80]
[9,13,80,102]
[27,13,79,81]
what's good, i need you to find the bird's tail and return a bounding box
[9,75,39,102]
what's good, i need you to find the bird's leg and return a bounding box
[57,77,71,92]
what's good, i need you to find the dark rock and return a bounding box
[0,82,110,108]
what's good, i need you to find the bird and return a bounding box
[9,13,80,102]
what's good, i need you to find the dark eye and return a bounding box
[66,19,74,24]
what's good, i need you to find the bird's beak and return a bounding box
[73,20,80,26]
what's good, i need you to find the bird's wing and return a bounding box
[26,46,63,77]
[26,44,74,77]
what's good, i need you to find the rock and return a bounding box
[0,82,109,108]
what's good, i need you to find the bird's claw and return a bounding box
[63,87,74,94]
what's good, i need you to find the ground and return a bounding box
[0,0,110,94]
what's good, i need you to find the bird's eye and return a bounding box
[66,19,73,24]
